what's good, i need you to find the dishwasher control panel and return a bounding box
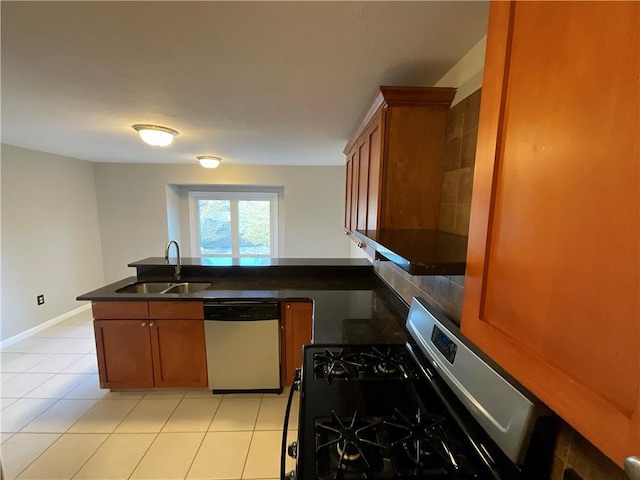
[204,302,280,321]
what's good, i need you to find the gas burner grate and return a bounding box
[359,347,412,379]
[315,411,386,480]
[384,408,465,477]
[313,349,363,383]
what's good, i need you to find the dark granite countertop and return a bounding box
[77,270,409,345]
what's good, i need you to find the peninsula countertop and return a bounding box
[77,266,409,344]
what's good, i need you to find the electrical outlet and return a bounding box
[37,294,45,306]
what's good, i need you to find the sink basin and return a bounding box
[163,282,211,294]
[116,282,211,294]
[116,282,175,294]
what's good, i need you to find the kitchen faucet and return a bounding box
[164,240,181,280]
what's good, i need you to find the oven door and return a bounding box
[281,369,301,480]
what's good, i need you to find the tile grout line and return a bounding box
[124,431,162,480]
[240,430,257,480]
[179,392,226,479]
[66,433,110,480]
[240,396,264,480]
[121,394,184,478]
[11,392,144,478]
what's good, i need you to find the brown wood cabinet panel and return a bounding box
[283,301,313,385]
[350,147,359,233]
[345,155,353,232]
[461,1,639,466]
[150,320,207,388]
[366,111,383,232]
[343,86,455,250]
[92,301,148,319]
[94,319,154,388]
[148,301,203,319]
[356,139,370,231]
[381,106,446,229]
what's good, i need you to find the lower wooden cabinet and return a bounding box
[151,320,208,388]
[282,301,313,385]
[93,301,207,389]
[94,319,155,388]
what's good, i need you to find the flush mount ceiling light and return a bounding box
[132,124,178,147]
[197,156,222,169]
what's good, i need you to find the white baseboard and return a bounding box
[0,304,92,350]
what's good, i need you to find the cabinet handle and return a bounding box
[149,321,154,327]
[141,322,146,327]
[286,304,291,310]
[625,457,640,480]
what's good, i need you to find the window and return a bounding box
[189,191,279,258]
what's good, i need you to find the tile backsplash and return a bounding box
[552,423,629,480]
[373,87,629,480]
[439,88,480,237]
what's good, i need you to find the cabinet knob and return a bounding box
[286,304,291,309]
[625,457,640,480]
[357,242,365,249]
[149,321,154,327]
[141,322,146,327]
[345,231,350,235]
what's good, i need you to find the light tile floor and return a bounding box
[0,308,297,479]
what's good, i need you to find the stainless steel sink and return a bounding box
[162,282,211,294]
[116,282,211,294]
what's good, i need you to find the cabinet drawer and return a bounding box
[148,301,204,319]
[92,301,148,319]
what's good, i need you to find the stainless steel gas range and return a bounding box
[281,297,557,480]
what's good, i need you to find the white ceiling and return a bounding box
[1,1,489,166]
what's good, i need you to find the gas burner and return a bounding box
[316,411,386,479]
[360,347,411,379]
[385,408,462,476]
[336,442,361,462]
[314,349,362,383]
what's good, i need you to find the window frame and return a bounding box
[188,191,279,258]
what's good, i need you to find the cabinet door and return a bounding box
[462,1,639,466]
[94,319,154,388]
[365,110,384,232]
[349,147,359,232]
[150,319,208,388]
[283,302,313,385]
[356,137,370,232]
[345,155,353,232]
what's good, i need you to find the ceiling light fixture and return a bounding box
[132,124,178,147]
[197,156,222,169]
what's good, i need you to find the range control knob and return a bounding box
[287,441,297,458]
[285,470,296,480]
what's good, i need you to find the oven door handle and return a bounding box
[280,368,301,480]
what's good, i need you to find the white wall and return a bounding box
[94,163,351,282]
[435,36,486,105]
[1,145,105,341]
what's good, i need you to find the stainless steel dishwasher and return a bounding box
[204,301,281,393]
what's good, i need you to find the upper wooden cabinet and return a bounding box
[344,87,456,240]
[461,1,639,467]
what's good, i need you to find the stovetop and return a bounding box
[286,298,556,480]
[296,344,513,480]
